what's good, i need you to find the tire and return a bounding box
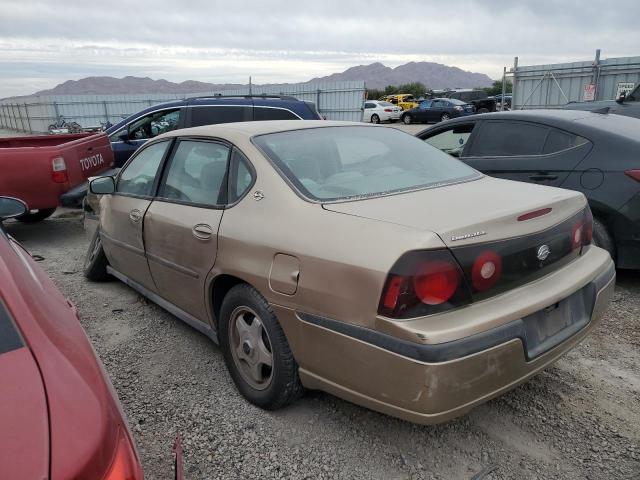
[17,208,56,223]
[219,284,303,410]
[592,217,616,262]
[477,108,489,114]
[402,114,412,125]
[371,114,380,124]
[48,124,56,134]
[440,113,450,122]
[84,226,110,281]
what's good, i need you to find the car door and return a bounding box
[100,139,172,291]
[414,101,430,122]
[462,120,592,187]
[362,102,376,122]
[143,138,235,322]
[110,108,183,167]
[429,100,446,121]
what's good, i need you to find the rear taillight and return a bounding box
[571,207,593,250]
[378,250,471,319]
[51,156,68,183]
[471,250,502,291]
[625,169,640,182]
[102,428,143,480]
[384,108,393,112]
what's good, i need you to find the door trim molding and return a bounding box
[100,231,146,257]
[146,251,200,279]
[107,266,218,344]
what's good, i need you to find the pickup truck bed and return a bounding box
[0,133,114,219]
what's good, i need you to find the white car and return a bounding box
[363,100,402,123]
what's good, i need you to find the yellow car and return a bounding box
[379,94,419,111]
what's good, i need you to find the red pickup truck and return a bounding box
[0,133,115,222]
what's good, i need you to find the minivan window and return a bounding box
[126,109,180,141]
[253,107,300,121]
[254,126,480,202]
[471,121,549,157]
[117,140,169,196]
[190,106,252,127]
[159,140,230,206]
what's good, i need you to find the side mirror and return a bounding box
[0,197,28,220]
[89,176,115,195]
[616,92,626,104]
[118,131,133,145]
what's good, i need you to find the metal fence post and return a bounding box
[103,100,109,123]
[593,49,601,101]
[512,57,519,109]
[501,67,507,111]
[24,103,33,134]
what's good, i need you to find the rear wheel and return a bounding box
[219,284,303,409]
[402,114,412,125]
[440,113,450,122]
[371,114,380,124]
[592,217,616,262]
[84,226,110,281]
[17,208,56,223]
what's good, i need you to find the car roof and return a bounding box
[156,120,374,141]
[423,109,640,143]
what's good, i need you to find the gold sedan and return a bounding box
[85,121,615,424]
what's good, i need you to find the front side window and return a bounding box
[253,126,480,202]
[424,124,476,157]
[117,140,169,196]
[159,140,230,206]
[419,101,432,109]
[470,121,549,157]
[129,109,181,140]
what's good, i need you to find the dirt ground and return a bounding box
[3,210,639,480]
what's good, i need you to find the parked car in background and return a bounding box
[417,110,640,269]
[0,132,115,221]
[105,95,321,167]
[439,89,497,113]
[363,100,402,123]
[0,197,143,480]
[379,94,419,111]
[85,120,614,425]
[564,83,640,119]
[491,94,512,109]
[401,98,475,124]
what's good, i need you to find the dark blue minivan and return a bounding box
[105,95,321,167]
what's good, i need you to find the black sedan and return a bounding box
[401,98,475,125]
[416,110,640,269]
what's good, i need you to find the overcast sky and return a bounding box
[1,0,638,98]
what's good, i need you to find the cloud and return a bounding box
[0,0,638,97]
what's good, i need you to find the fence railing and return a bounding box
[0,81,366,133]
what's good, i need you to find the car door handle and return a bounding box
[529,174,558,181]
[129,209,142,223]
[192,224,213,240]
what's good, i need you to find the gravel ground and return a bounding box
[3,211,639,480]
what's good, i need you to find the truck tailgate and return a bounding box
[58,133,115,184]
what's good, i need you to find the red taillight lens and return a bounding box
[625,169,640,182]
[583,208,593,246]
[384,108,393,112]
[413,260,460,305]
[570,221,583,250]
[103,429,143,480]
[471,250,502,291]
[51,156,68,183]
[378,250,471,318]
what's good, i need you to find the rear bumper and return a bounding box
[276,247,615,424]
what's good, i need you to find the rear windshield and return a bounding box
[253,126,480,201]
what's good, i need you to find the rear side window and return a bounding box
[254,107,300,121]
[190,106,252,127]
[471,121,549,157]
[364,102,376,109]
[542,129,588,154]
[117,140,169,196]
[159,140,230,206]
[228,149,255,203]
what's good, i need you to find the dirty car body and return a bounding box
[87,121,615,424]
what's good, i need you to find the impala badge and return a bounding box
[537,244,551,261]
[451,231,486,242]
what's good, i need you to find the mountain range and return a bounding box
[33,61,494,96]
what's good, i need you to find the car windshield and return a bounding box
[253,126,480,202]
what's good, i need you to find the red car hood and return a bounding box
[0,345,49,480]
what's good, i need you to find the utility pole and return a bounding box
[500,66,507,111]
[249,76,252,95]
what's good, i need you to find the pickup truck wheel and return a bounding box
[593,217,616,263]
[84,227,110,281]
[477,107,489,114]
[219,284,303,410]
[17,208,56,223]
